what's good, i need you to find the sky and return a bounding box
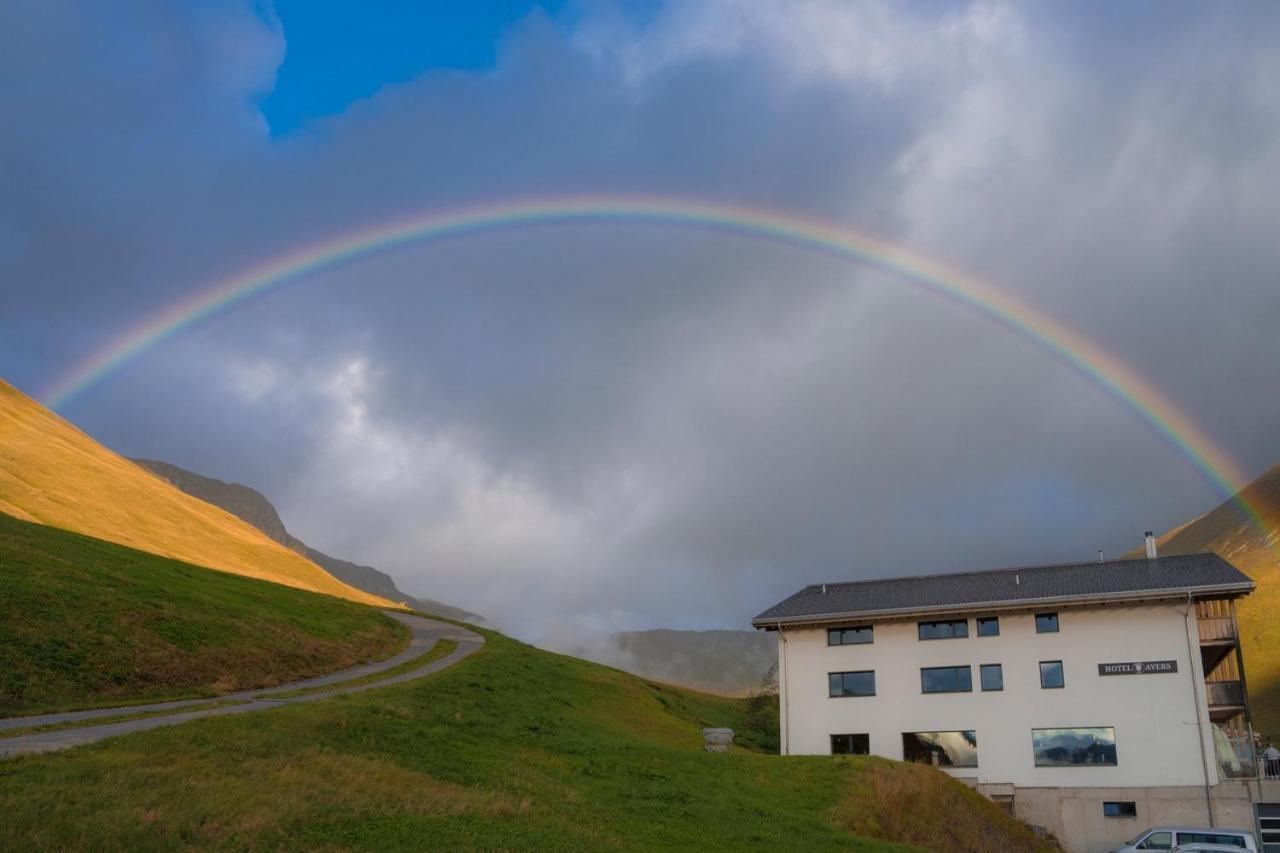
[2,1,1279,646]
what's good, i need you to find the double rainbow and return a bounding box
[41,195,1258,527]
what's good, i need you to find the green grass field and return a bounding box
[0,624,1048,852]
[0,513,407,716]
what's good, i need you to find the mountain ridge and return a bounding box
[131,458,488,627]
[0,380,390,608]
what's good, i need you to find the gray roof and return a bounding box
[752,553,1253,628]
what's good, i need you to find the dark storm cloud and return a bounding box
[1,1,1278,642]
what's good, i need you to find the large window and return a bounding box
[976,616,1000,637]
[1035,612,1059,633]
[918,619,968,640]
[1040,660,1065,689]
[829,671,876,697]
[921,665,972,693]
[903,731,978,767]
[980,663,1003,691]
[827,625,873,646]
[831,733,869,755]
[1032,727,1117,767]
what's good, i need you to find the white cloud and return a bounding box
[576,0,1023,91]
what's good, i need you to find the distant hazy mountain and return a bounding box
[132,458,489,627]
[605,628,777,695]
[1144,462,1280,736]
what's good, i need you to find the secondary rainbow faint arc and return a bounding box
[43,195,1254,510]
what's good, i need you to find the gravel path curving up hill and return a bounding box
[0,612,483,758]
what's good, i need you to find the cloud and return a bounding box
[1,1,1278,644]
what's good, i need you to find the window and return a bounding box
[902,731,978,767]
[976,616,1000,637]
[1259,803,1280,850]
[1039,660,1065,689]
[980,663,1003,691]
[921,666,972,693]
[829,671,876,697]
[1135,831,1172,850]
[1032,727,1117,767]
[1103,801,1136,818]
[1035,612,1059,633]
[918,619,968,640]
[1174,832,1247,847]
[827,625,873,646]
[831,734,869,755]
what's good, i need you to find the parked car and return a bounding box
[1111,826,1258,852]
[1171,845,1262,853]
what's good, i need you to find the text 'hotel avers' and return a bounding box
[753,535,1274,853]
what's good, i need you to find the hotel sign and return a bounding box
[1098,660,1178,676]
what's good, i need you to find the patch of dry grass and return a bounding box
[830,758,1054,853]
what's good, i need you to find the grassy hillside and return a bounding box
[1148,463,1280,735]
[0,380,388,606]
[0,513,407,716]
[0,625,1048,852]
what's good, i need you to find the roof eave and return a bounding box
[749,581,1256,629]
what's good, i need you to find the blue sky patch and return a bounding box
[261,0,569,133]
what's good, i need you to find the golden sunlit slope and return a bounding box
[1147,463,1280,736]
[0,380,392,608]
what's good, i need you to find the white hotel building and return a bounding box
[753,543,1278,853]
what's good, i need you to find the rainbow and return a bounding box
[42,194,1258,520]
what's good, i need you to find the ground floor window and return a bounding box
[831,733,869,755]
[902,731,977,767]
[1103,801,1136,818]
[1031,727,1117,766]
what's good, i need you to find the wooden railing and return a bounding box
[1206,680,1245,707]
[1198,616,1237,643]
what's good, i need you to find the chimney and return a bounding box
[1098,550,1104,563]
[1144,531,1158,559]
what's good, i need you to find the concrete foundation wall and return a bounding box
[1004,783,1256,853]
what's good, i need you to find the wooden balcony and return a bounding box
[1198,616,1237,643]
[1206,680,1245,709]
